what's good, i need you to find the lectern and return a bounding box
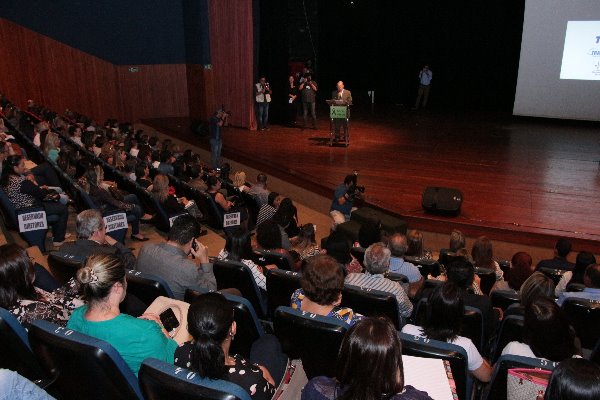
[327,99,350,147]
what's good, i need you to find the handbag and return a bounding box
[507,368,552,400]
[108,185,126,201]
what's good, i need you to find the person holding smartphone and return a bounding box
[136,215,216,300]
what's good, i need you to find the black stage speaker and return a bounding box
[422,187,463,216]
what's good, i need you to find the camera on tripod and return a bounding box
[351,170,365,194]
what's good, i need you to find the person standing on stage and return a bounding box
[413,65,432,110]
[331,81,352,141]
[255,76,272,131]
[299,73,318,130]
[209,109,228,170]
[287,75,298,127]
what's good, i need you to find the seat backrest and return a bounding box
[239,191,259,230]
[482,354,557,400]
[203,192,224,229]
[47,252,85,285]
[565,282,586,292]
[404,257,441,278]
[184,287,264,359]
[103,209,128,244]
[562,298,600,349]
[399,332,471,400]
[341,284,401,329]
[212,260,267,318]
[126,270,174,307]
[386,272,409,284]
[474,267,496,295]
[273,306,348,379]
[490,289,520,311]
[28,319,142,400]
[349,247,365,267]
[0,187,19,228]
[266,269,302,318]
[491,315,524,363]
[253,249,293,271]
[139,358,251,400]
[0,307,47,382]
[538,267,566,285]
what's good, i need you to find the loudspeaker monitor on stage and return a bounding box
[422,187,463,216]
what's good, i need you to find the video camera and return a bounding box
[350,170,365,194]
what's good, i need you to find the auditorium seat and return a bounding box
[341,284,402,329]
[565,282,586,292]
[490,315,524,363]
[490,290,520,311]
[253,249,293,271]
[562,298,600,350]
[28,319,143,400]
[0,308,50,387]
[126,270,174,308]
[399,332,471,400]
[212,259,267,319]
[0,190,50,252]
[185,287,264,358]
[349,246,365,268]
[537,267,566,285]
[474,267,496,295]
[47,251,85,285]
[482,355,556,400]
[265,268,302,319]
[139,358,251,400]
[404,257,442,278]
[273,306,348,379]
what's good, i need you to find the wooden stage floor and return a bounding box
[143,106,600,252]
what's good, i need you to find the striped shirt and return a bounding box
[345,272,413,317]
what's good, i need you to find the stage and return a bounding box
[142,106,600,252]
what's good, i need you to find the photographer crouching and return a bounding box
[330,172,365,230]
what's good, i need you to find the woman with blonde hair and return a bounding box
[67,254,177,376]
[43,131,60,163]
[150,173,189,213]
[233,171,250,192]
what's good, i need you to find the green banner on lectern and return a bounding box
[330,105,347,119]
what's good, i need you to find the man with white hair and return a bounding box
[331,81,352,141]
[388,233,424,298]
[345,242,413,318]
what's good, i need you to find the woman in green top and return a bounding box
[67,254,177,376]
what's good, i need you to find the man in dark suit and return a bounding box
[331,81,352,141]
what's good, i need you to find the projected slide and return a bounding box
[560,21,600,80]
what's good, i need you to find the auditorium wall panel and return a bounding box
[0,19,189,122]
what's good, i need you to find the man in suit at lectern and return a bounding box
[331,81,352,141]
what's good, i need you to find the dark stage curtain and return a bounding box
[208,0,257,130]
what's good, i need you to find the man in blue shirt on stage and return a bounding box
[209,109,228,170]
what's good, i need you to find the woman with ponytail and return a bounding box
[175,292,276,399]
[67,254,177,376]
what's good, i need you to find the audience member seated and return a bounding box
[302,317,433,400]
[471,236,503,281]
[218,229,268,291]
[156,150,175,175]
[80,165,149,241]
[60,209,136,270]
[387,233,424,298]
[490,251,534,294]
[291,224,320,266]
[536,238,575,271]
[174,292,276,399]
[0,243,82,328]
[247,172,270,206]
[324,231,363,274]
[446,258,496,334]
[0,369,55,400]
[405,229,432,260]
[543,359,600,400]
[273,197,300,239]
[501,296,580,361]
[345,243,413,319]
[136,215,216,300]
[256,191,280,226]
[43,131,60,163]
[401,282,493,383]
[291,254,362,325]
[186,164,208,193]
[439,229,468,260]
[67,254,177,376]
[207,175,249,226]
[555,252,596,296]
[557,263,600,306]
[232,171,250,192]
[505,271,556,317]
[255,219,294,269]
[134,163,152,189]
[1,155,69,247]
[150,173,188,214]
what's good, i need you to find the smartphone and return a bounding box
[159,308,180,332]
